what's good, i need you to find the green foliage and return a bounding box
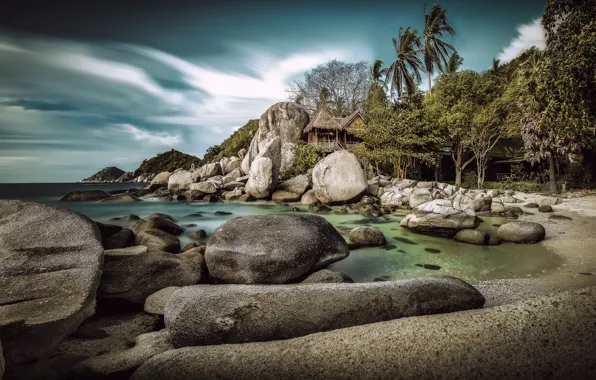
[386,27,425,98]
[423,3,457,89]
[202,119,259,163]
[483,181,543,193]
[279,140,327,180]
[461,171,478,189]
[133,149,201,177]
[354,96,442,178]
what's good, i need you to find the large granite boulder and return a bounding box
[204,214,350,284]
[188,181,218,194]
[197,163,222,179]
[536,195,561,206]
[497,222,546,243]
[312,150,367,204]
[103,228,135,250]
[400,211,481,236]
[0,200,103,366]
[271,190,301,203]
[454,229,489,245]
[241,102,309,175]
[300,189,319,205]
[132,287,596,380]
[167,170,200,193]
[164,277,484,347]
[99,194,142,203]
[276,174,310,196]
[135,229,180,254]
[245,137,281,199]
[60,190,111,201]
[224,158,241,175]
[151,172,171,185]
[144,287,181,316]
[98,251,201,304]
[131,215,184,236]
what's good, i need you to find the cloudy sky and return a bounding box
[0,0,547,182]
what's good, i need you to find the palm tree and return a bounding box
[369,59,388,94]
[423,3,456,92]
[491,58,501,73]
[444,52,463,74]
[386,27,424,99]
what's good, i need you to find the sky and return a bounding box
[0,0,547,182]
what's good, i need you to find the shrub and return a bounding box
[279,140,327,180]
[482,181,542,193]
[462,171,478,189]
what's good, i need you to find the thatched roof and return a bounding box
[303,110,363,133]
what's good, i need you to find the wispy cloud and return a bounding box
[498,18,546,64]
[118,123,182,146]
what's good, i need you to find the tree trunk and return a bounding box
[428,71,432,94]
[455,166,462,187]
[548,155,557,193]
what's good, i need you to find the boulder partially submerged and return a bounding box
[312,150,367,204]
[204,214,349,284]
[497,221,546,243]
[164,277,484,347]
[0,200,103,366]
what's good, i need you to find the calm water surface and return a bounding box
[0,183,561,283]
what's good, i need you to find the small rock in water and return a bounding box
[183,223,197,227]
[184,213,203,218]
[415,263,441,270]
[425,248,441,254]
[214,211,232,216]
[538,205,553,213]
[189,229,207,240]
[110,214,141,221]
[382,244,397,251]
[397,249,407,253]
[394,236,417,245]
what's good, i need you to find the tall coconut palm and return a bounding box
[386,27,424,99]
[491,58,501,73]
[444,52,463,74]
[369,59,388,94]
[423,3,456,92]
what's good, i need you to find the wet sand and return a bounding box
[476,195,596,307]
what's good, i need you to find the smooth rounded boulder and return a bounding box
[135,229,180,253]
[312,150,367,204]
[204,214,350,284]
[0,200,103,366]
[98,251,201,304]
[454,229,489,245]
[349,226,387,246]
[400,211,481,236]
[164,277,485,348]
[151,171,171,184]
[60,190,111,201]
[497,221,546,243]
[133,287,596,380]
[167,170,200,193]
[301,269,354,284]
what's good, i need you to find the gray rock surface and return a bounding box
[164,277,484,348]
[276,174,310,196]
[60,190,111,201]
[104,246,148,262]
[98,251,201,304]
[536,195,561,206]
[454,229,489,245]
[73,330,174,380]
[312,150,367,204]
[271,190,301,203]
[197,163,222,179]
[245,137,281,199]
[400,211,481,236]
[0,201,103,367]
[204,214,350,284]
[349,226,387,246]
[188,181,218,194]
[497,221,546,243]
[300,189,319,205]
[133,286,596,380]
[144,287,181,316]
[99,194,141,203]
[241,102,309,175]
[301,269,354,284]
[135,229,180,253]
[151,172,171,184]
[167,170,200,193]
[103,228,134,250]
[131,216,184,236]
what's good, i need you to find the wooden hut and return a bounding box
[303,110,365,151]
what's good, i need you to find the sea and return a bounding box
[0,182,560,283]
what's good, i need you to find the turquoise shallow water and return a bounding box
[0,183,561,283]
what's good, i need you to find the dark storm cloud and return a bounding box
[0,99,80,112]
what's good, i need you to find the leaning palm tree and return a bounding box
[386,27,424,99]
[369,59,388,93]
[444,52,463,74]
[423,3,456,92]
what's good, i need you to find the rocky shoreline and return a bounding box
[2,101,596,379]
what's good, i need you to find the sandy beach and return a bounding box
[477,195,596,307]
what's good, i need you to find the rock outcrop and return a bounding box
[497,222,546,243]
[400,210,480,236]
[204,214,350,284]
[132,286,596,380]
[164,277,484,348]
[244,137,281,199]
[167,170,200,193]
[241,102,309,176]
[312,150,367,204]
[0,200,103,366]
[98,251,201,304]
[60,190,111,202]
[151,172,171,185]
[81,166,126,182]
